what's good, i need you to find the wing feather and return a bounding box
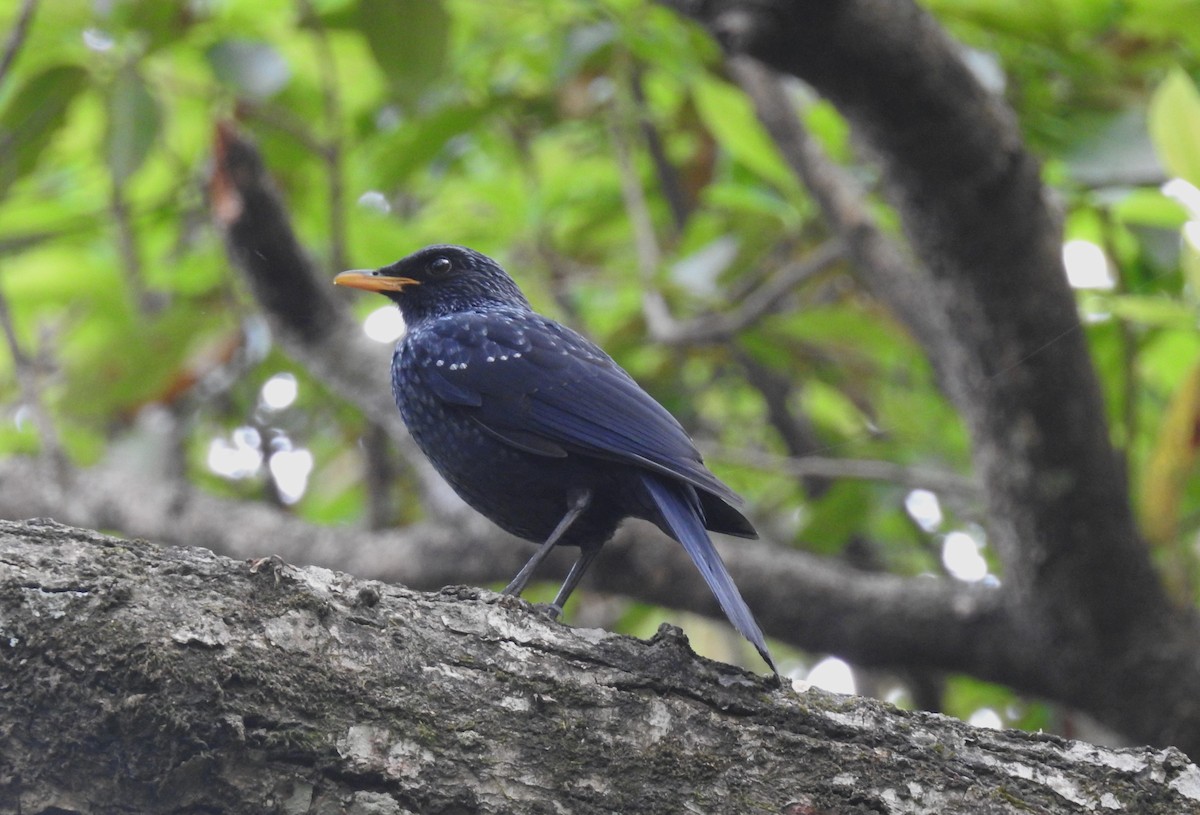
[409,310,743,507]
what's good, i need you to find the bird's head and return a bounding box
[334,245,532,323]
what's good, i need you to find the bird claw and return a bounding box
[530,601,564,621]
[495,592,526,611]
[493,594,562,621]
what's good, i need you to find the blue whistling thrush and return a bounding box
[335,245,775,672]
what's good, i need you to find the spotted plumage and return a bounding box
[335,245,774,672]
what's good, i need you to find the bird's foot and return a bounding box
[494,592,527,612]
[529,602,564,621]
[498,594,564,620]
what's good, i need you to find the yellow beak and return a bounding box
[333,270,420,293]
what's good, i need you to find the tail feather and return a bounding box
[641,473,776,673]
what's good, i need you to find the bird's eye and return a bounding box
[430,257,452,276]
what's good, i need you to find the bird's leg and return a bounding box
[544,544,602,620]
[502,488,592,597]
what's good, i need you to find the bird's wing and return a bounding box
[410,310,743,508]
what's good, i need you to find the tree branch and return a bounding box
[651,239,844,345]
[4,518,1198,814]
[0,0,35,93]
[726,58,951,377]
[0,452,1014,684]
[671,0,1167,643]
[0,282,67,491]
[659,0,1200,753]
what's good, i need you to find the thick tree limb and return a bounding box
[4,519,1200,814]
[671,0,1165,645]
[660,0,1200,755]
[0,454,1009,683]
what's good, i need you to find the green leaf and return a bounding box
[358,0,450,105]
[1110,188,1188,229]
[1148,67,1200,185]
[692,75,800,195]
[773,306,918,373]
[299,0,359,30]
[108,0,194,51]
[106,64,161,183]
[60,300,231,425]
[804,100,851,163]
[702,182,798,226]
[1184,236,1200,301]
[803,379,870,438]
[0,64,89,201]
[1079,292,1198,327]
[803,480,874,552]
[374,99,503,186]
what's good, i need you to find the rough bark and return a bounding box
[3,518,1199,815]
[0,454,1007,685]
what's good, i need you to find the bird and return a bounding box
[334,245,775,672]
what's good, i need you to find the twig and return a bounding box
[0,283,68,489]
[363,421,395,530]
[734,349,832,498]
[612,59,846,348]
[651,239,843,344]
[0,0,36,93]
[726,58,950,366]
[110,182,151,312]
[298,0,348,272]
[1096,208,1138,453]
[630,64,690,234]
[713,446,979,501]
[608,91,673,335]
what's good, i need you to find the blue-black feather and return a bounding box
[640,473,775,672]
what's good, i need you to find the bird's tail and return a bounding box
[641,473,776,673]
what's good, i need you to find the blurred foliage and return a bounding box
[0,0,1198,728]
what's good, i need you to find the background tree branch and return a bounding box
[209,124,455,513]
[667,0,1164,635]
[661,0,1200,754]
